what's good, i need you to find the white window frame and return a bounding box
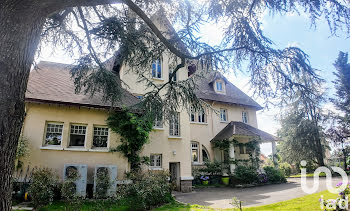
[190,107,206,123]
[216,81,224,92]
[169,112,180,137]
[44,122,64,146]
[190,107,196,122]
[93,126,109,148]
[153,111,163,129]
[152,59,162,79]
[69,124,87,148]
[197,109,206,123]
[220,108,228,122]
[191,142,199,163]
[242,111,248,124]
[150,154,162,168]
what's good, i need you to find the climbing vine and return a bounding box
[213,138,261,169]
[15,136,29,170]
[107,110,154,171]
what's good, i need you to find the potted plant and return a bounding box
[221,176,230,185]
[200,176,209,185]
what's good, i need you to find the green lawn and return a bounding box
[35,190,339,211]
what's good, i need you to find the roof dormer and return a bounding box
[208,72,228,94]
[214,79,226,94]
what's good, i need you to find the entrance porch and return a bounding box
[211,121,279,173]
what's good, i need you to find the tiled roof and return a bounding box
[195,72,263,110]
[25,61,139,109]
[211,121,279,142]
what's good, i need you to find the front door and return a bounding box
[169,162,180,191]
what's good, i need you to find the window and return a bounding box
[190,107,206,123]
[169,112,180,136]
[152,60,162,79]
[150,154,162,168]
[191,142,199,162]
[44,122,63,146]
[69,124,87,147]
[239,145,245,154]
[242,111,248,123]
[202,146,210,162]
[93,126,109,148]
[197,109,206,123]
[153,111,163,128]
[190,107,196,122]
[220,109,227,122]
[169,70,177,82]
[216,81,224,92]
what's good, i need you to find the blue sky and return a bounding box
[38,10,350,156]
[247,13,349,155]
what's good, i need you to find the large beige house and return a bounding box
[21,56,278,192]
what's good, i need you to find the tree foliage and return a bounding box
[278,112,327,166]
[327,51,350,170]
[326,124,350,169]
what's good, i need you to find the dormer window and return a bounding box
[214,80,225,94]
[152,59,162,79]
[216,81,223,91]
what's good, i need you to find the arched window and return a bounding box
[202,145,210,162]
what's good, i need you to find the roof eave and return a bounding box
[25,98,120,110]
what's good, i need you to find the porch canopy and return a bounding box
[211,121,278,143]
[211,121,279,173]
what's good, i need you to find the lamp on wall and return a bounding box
[172,150,176,155]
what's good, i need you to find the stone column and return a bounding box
[271,141,278,168]
[229,143,235,173]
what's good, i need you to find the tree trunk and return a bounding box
[0,3,46,210]
[342,144,347,170]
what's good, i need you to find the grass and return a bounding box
[37,200,130,211]
[35,190,339,211]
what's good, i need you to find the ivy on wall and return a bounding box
[107,110,154,171]
[213,138,261,169]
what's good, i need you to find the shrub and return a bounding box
[28,168,58,208]
[192,167,202,185]
[200,160,223,175]
[263,166,287,183]
[117,170,172,210]
[199,160,224,184]
[258,173,268,183]
[231,165,258,184]
[279,162,292,177]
